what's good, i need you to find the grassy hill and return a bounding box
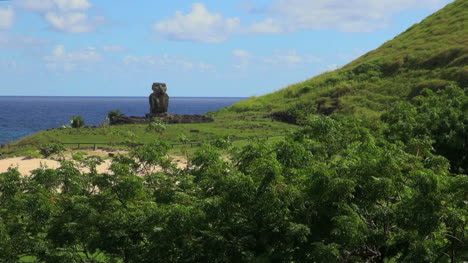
[221,0,467,119]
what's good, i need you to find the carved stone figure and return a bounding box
[149,82,169,114]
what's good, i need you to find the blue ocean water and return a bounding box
[0,96,245,145]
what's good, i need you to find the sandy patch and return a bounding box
[0,152,188,176]
[0,157,113,175]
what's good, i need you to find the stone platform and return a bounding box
[110,113,214,125]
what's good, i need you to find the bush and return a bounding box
[107,109,124,123]
[146,119,167,133]
[39,142,65,158]
[71,151,88,161]
[408,79,452,98]
[70,115,85,128]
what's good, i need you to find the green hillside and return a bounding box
[222,0,468,119]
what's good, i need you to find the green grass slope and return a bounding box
[222,0,467,119]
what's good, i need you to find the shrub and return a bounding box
[146,119,167,133]
[381,58,404,76]
[71,151,88,161]
[107,109,124,123]
[420,46,468,69]
[70,115,85,128]
[39,142,65,158]
[408,79,452,98]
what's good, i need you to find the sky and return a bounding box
[0,0,454,97]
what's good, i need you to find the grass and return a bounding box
[219,0,468,118]
[0,114,297,158]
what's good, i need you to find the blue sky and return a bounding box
[0,0,454,97]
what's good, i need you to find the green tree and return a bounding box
[70,115,86,128]
[107,109,124,123]
[146,119,167,134]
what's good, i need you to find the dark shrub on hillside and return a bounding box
[269,103,316,124]
[324,76,341,86]
[322,85,355,99]
[351,62,381,75]
[315,97,342,115]
[298,86,312,95]
[381,58,405,76]
[409,79,452,98]
[419,46,468,69]
[284,86,313,98]
[442,67,468,87]
[269,111,298,124]
[447,53,468,67]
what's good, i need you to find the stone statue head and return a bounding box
[152,83,167,95]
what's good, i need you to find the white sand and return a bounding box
[0,151,188,176]
[0,157,112,175]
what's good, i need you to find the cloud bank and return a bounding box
[153,3,240,43]
[153,0,449,42]
[0,7,15,30]
[16,0,100,33]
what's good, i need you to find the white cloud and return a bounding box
[0,32,50,49]
[233,49,321,70]
[44,44,102,71]
[45,12,93,33]
[16,0,91,12]
[0,7,15,30]
[327,64,340,71]
[0,60,17,70]
[232,49,252,69]
[123,54,214,72]
[253,0,448,33]
[16,0,99,33]
[16,0,54,12]
[247,18,284,34]
[53,0,91,11]
[264,50,321,66]
[153,3,240,43]
[233,49,250,58]
[103,45,125,53]
[338,49,367,61]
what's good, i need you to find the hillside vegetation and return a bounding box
[222,0,467,119]
[1,1,468,262]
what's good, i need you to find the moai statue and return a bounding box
[149,82,169,114]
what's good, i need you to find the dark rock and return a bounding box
[149,82,169,114]
[268,111,299,125]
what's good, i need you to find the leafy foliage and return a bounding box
[70,115,86,128]
[1,2,468,262]
[39,142,65,158]
[107,109,124,122]
[2,113,467,262]
[146,119,167,134]
[382,85,468,173]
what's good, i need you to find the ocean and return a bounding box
[0,96,245,145]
